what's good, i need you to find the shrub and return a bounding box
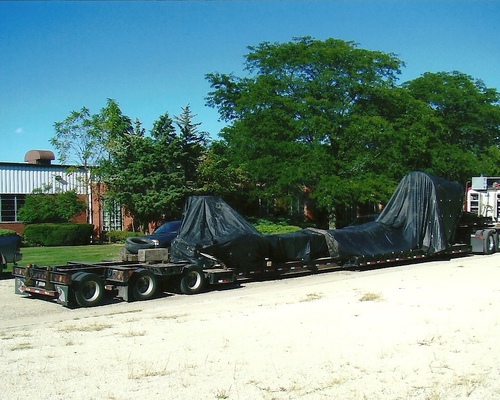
[18,190,86,223]
[251,219,301,235]
[103,230,143,244]
[23,223,94,246]
[0,229,17,237]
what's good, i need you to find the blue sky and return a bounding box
[1,1,499,164]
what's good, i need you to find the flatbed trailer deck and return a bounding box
[12,251,236,307]
[12,240,483,309]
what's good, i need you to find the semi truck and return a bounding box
[466,176,500,224]
[12,171,500,307]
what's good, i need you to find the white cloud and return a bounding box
[15,128,23,134]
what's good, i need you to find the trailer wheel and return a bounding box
[179,266,206,295]
[130,269,157,301]
[484,230,496,255]
[73,273,104,307]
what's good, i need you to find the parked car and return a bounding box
[124,220,181,254]
[0,231,22,272]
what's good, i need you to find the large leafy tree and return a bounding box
[207,38,500,226]
[206,37,404,226]
[404,71,500,183]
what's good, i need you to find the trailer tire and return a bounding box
[484,230,496,255]
[124,237,155,254]
[130,269,157,301]
[73,272,104,307]
[179,266,206,295]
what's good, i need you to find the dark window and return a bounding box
[0,194,26,222]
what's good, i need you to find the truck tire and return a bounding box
[124,237,155,254]
[73,272,104,307]
[130,269,157,301]
[179,266,206,295]
[484,230,496,255]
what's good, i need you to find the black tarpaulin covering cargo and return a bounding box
[170,196,334,269]
[170,196,271,272]
[170,172,464,272]
[328,171,465,259]
[265,229,335,262]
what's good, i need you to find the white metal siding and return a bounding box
[0,164,88,194]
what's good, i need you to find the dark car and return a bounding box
[0,233,22,272]
[124,220,181,254]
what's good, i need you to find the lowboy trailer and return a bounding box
[12,217,496,308]
[12,172,500,308]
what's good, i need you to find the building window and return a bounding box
[0,194,26,223]
[102,200,122,232]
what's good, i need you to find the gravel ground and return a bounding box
[2,254,500,399]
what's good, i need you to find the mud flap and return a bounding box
[116,285,130,302]
[470,230,486,253]
[55,284,69,307]
[14,277,25,295]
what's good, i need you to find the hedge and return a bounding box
[103,230,144,244]
[23,223,94,246]
[251,219,302,235]
[0,229,17,237]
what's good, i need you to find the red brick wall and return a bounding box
[0,222,24,235]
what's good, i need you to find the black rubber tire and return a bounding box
[484,231,496,255]
[124,237,155,254]
[179,266,206,295]
[73,272,104,307]
[130,269,157,301]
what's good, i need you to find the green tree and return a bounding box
[91,98,134,154]
[53,100,210,232]
[404,71,500,183]
[206,37,404,226]
[18,189,87,224]
[98,106,209,231]
[51,107,101,167]
[196,140,254,210]
[98,123,167,232]
[51,107,107,223]
[174,104,208,185]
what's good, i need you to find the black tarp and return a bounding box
[170,172,465,271]
[327,171,464,259]
[265,229,331,262]
[170,196,271,272]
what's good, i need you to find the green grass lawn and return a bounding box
[8,244,123,271]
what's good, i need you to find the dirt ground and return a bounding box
[2,253,500,400]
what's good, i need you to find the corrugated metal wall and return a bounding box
[0,163,88,194]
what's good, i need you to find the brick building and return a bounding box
[0,150,132,238]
